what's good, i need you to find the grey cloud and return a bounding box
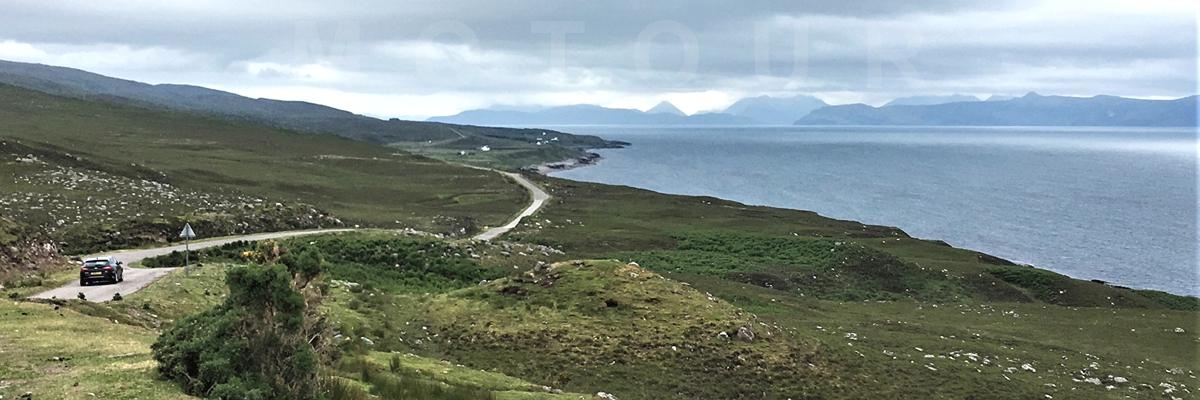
[0,0,1193,117]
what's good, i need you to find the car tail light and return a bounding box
[103,266,114,271]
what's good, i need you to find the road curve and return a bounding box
[31,228,352,302]
[31,168,545,301]
[474,172,550,241]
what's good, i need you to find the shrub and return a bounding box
[153,248,329,399]
[112,292,122,301]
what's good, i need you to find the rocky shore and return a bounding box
[521,151,603,175]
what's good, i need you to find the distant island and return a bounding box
[797,93,1198,127]
[433,92,1197,128]
[428,95,828,126]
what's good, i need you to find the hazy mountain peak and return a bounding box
[647,101,686,116]
[722,94,828,124]
[883,94,980,107]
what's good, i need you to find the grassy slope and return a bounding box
[473,177,1200,399]
[0,301,193,400]
[0,84,526,250]
[0,60,624,171]
[0,257,596,400]
[6,229,1195,399]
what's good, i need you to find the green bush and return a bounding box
[143,240,256,268]
[306,235,504,293]
[153,250,327,399]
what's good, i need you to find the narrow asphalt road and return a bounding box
[30,168,548,301]
[31,228,352,302]
[474,171,550,241]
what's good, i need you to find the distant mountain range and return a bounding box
[0,59,620,150]
[429,95,829,126]
[796,93,1197,126]
[428,103,755,126]
[883,94,979,107]
[435,92,1197,128]
[722,95,827,124]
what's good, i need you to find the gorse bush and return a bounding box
[152,244,329,399]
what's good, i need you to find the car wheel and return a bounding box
[118,273,124,283]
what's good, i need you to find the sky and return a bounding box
[0,0,1196,119]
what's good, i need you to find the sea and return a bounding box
[546,126,1199,296]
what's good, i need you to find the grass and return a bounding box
[109,264,230,324]
[0,301,193,399]
[685,273,1200,399]
[356,352,594,399]
[1,263,77,299]
[8,230,1195,399]
[0,83,528,253]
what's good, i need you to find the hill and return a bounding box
[0,84,529,253]
[0,59,623,167]
[797,93,1198,126]
[722,94,828,124]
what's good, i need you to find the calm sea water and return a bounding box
[549,126,1199,296]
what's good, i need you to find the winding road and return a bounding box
[30,170,549,302]
[473,171,550,241]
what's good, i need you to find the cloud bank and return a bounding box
[0,0,1194,118]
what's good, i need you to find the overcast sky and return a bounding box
[0,0,1196,119]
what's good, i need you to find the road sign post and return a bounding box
[180,223,196,274]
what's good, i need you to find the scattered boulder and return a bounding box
[360,337,375,346]
[596,392,618,400]
[736,326,755,342]
[717,331,730,341]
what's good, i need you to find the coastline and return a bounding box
[521,151,604,175]
[527,134,1197,298]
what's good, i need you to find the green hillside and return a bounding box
[0,84,527,253]
[0,59,626,170]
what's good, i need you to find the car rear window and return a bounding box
[84,260,110,267]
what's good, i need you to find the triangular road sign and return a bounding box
[180,223,196,239]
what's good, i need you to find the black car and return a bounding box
[80,257,124,286]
